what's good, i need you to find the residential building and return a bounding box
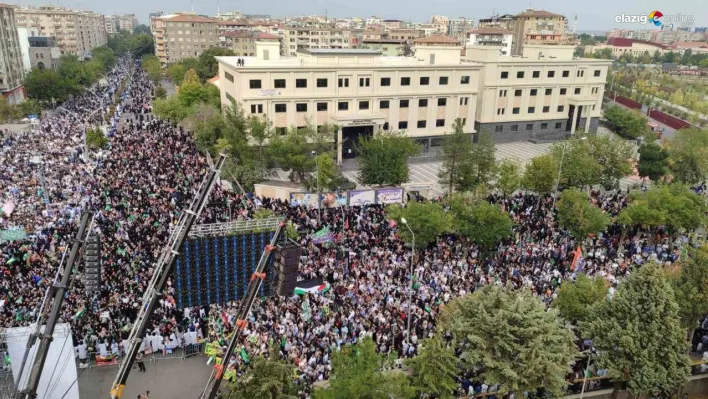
[360,39,407,56]
[152,13,218,65]
[585,37,671,57]
[430,15,449,34]
[448,17,474,41]
[15,6,108,56]
[216,36,609,159]
[382,20,404,30]
[478,14,516,31]
[105,14,138,36]
[283,27,351,57]
[468,27,513,56]
[27,36,61,70]
[0,3,25,103]
[17,26,39,71]
[220,30,280,57]
[674,41,708,54]
[469,44,609,141]
[215,10,242,20]
[388,29,425,41]
[149,11,164,33]
[511,9,574,55]
[365,16,383,26]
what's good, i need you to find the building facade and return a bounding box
[152,14,219,65]
[585,37,671,57]
[216,39,610,162]
[511,9,573,55]
[220,30,280,57]
[15,6,107,56]
[283,27,352,57]
[28,36,61,70]
[468,28,513,56]
[0,3,25,104]
[448,17,474,41]
[360,39,407,56]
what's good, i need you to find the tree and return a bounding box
[356,131,422,186]
[406,336,459,399]
[551,140,602,189]
[618,185,706,245]
[23,68,81,103]
[314,338,413,399]
[91,46,116,71]
[637,142,669,183]
[303,153,339,192]
[552,274,608,324]
[386,201,451,248]
[228,348,298,399]
[604,106,649,140]
[154,85,167,99]
[268,127,316,183]
[181,103,224,153]
[141,55,162,83]
[247,115,273,166]
[153,96,190,124]
[443,286,579,397]
[126,34,154,57]
[673,245,708,336]
[523,155,558,197]
[197,47,235,82]
[449,195,513,252]
[557,189,611,241]
[459,130,496,192]
[438,118,473,196]
[666,128,708,184]
[0,97,22,122]
[585,135,634,190]
[133,24,151,35]
[177,70,221,109]
[583,264,691,398]
[495,159,522,196]
[17,99,42,117]
[85,128,109,149]
[167,63,188,86]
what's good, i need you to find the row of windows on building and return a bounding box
[499,69,602,79]
[269,118,456,136]
[250,97,472,114]
[494,121,565,133]
[499,86,601,98]
[246,75,471,89]
[495,104,597,115]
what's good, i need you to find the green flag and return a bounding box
[239,348,250,363]
[74,307,86,320]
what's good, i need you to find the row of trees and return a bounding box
[22,29,154,104]
[166,47,236,85]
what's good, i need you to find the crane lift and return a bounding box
[109,152,227,399]
[14,212,93,399]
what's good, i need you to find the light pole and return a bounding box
[610,73,619,102]
[400,217,415,347]
[579,350,595,399]
[552,135,587,208]
[312,151,321,224]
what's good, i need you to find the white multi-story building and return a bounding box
[216,37,610,162]
[448,17,474,41]
[105,14,137,36]
[468,28,513,56]
[0,3,25,104]
[15,6,107,56]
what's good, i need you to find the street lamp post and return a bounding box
[312,151,321,224]
[400,218,415,348]
[579,351,594,399]
[552,136,587,208]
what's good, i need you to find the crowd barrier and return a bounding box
[83,343,207,370]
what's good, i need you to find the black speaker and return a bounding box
[83,233,101,294]
[274,240,301,296]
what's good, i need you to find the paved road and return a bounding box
[606,99,677,141]
[77,355,214,399]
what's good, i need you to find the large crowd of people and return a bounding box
[1,58,706,399]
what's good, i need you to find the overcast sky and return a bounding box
[8,0,706,32]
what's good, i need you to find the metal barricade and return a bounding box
[145,342,206,363]
[86,351,120,370]
[183,342,206,359]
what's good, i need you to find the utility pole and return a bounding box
[16,212,93,399]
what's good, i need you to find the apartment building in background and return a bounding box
[15,6,107,56]
[476,9,573,55]
[152,13,218,65]
[283,27,352,56]
[27,36,61,70]
[430,16,449,34]
[105,14,138,36]
[448,17,474,42]
[216,36,609,162]
[0,3,25,104]
[468,28,513,55]
[220,30,280,57]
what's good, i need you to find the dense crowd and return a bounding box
[1,58,706,399]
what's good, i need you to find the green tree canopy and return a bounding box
[438,118,473,196]
[443,286,579,396]
[552,274,608,324]
[495,159,523,196]
[85,128,108,149]
[557,189,611,241]
[604,106,649,140]
[666,128,708,184]
[585,135,634,190]
[153,96,191,124]
[550,139,602,189]
[449,195,513,252]
[583,264,691,397]
[672,245,708,333]
[181,102,225,153]
[268,127,317,182]
[133,24,151,35]
[167,63,188,86]
[24,68,82,103]
[141,54,162,83]
[637,142,669,183]
[197,47,235,81]
[228,348,298,399]
[457,130,497,192]
[523,155,558,196]
[355,131,421,186]
[406,336,459,398]
[314,338,413,399]
[386,201,451,248]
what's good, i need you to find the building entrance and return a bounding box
[341,125,374,159]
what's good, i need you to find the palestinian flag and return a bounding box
[74,307,86,320]
[294,279,330,296]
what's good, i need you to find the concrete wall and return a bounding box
[475,117,599,143]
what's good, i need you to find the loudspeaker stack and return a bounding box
[274,240,301,297]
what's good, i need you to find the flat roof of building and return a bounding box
[217,55,480,69]
[298,48,382,55]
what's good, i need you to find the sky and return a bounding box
[7,0,707,32]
